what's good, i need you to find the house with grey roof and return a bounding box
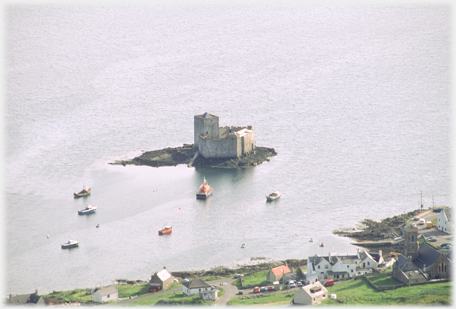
[93,285,118,303]
[150,267,174,292]
[392,225,452,285]
[6,290,45,306]
[182,279,218,300]
[307,249,381,281]
[437,208,452,234]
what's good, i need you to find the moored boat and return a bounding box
[159,225,172,235]
[196,177,213,199]
[61,240,80,249]
[78,205,97,215]
[74,186,91,198]
[241,244,246,248]
[309,238,314,242]
[266,190,281,201]
[319,242,324,247]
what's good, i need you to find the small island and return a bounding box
[111,113,277,168]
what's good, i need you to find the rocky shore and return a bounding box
[110,144,277,168]
[332,209,420,242]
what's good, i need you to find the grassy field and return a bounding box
[228,291,294,306]
[122,291,212,306]
[365,274,402,286]
[42,289,93,304]
[233,270,270,290]
[323,278,451,305]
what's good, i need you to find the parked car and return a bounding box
[441,243,452,247]
[267,286,273,291]
[418,219,425,225]
[413,217,420,221]
[253,286,260,293]
[234,274,241,278]
[441,244,452,249]
[260,287,266,292]
[238,290,243,295]
[433,208,443,212]
[289,282,296,288]
[324,279,335,287]
[297,281,303,287]
[427,236,437,242]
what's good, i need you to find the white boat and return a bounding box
[78,205,97,215]
[266,190,281,201]
[241,244,246,248]
[61,240,80,249]
[309,238,314,242]
[319,242,324,247]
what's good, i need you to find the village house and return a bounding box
[437,208,452,234]
[392,224,452,284]
[6,290,46,306]
[307,249,381,281]
[182,278,218,300]
[266,264,291,283]
[149,267,174,292]
[93,285,118,303]
[292,281,328,305]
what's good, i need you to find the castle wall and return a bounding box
[198,135,239,158]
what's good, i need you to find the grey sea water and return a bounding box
[4,4,451,296]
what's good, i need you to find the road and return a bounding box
[412,209,452,247]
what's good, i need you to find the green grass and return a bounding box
[122,291,212,306]
[228,291,294,306]
[233,270,270,290]
[117,283,150,298]
[322,278,451,305]
[365,274,402,286]
[42,289,93,304]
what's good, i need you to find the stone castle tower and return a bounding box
[193,112,255,159]
[403,224,419,259]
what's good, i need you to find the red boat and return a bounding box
[158,225,172,235]
[196,177,214,199]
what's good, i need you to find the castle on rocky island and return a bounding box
[194,112,255,159]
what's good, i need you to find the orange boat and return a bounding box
[196,177,214,199]
[158,225,172,235]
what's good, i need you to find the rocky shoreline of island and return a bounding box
[110,144,277,168]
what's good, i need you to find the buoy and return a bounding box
[47,235,49,239]
[179,207,181,210]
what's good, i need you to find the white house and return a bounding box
[182,278,217,300]
[293,281,328,305]
[307,250,380,281]
[437,208,452,234]
[93,286,118,303]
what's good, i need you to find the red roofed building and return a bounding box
[267,264,291,283]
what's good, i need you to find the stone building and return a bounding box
[392,224,452,284]
[194,113,255,159]
[266,264,291,283]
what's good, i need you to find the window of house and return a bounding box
[107,295,110,298]
[318,265,320,269]
[368,262,370,266]
[325,265,328,269]
[351,270,353,273]
[347,265,349,268]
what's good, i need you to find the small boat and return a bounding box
[196,177,213,199]
[61,240,80,249]
[78,205,97,215]
[241,244,246,248]
[74,186,91,198]
[159,225,172,235]
[266,190,281,201]
[319,242,324,247]
[96,224,100,228]
[309,238,313,242]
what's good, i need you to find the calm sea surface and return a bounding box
[4,5,451,296]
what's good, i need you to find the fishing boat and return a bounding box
[74,186,91,198]
[78,205,97,215]
[159,225,172,235]
[266,190,281,201]
[309,238,314,242]
[61,240,80,249]
[241,244,246,248]
[196,177,213,199]
[319,242,325,247]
